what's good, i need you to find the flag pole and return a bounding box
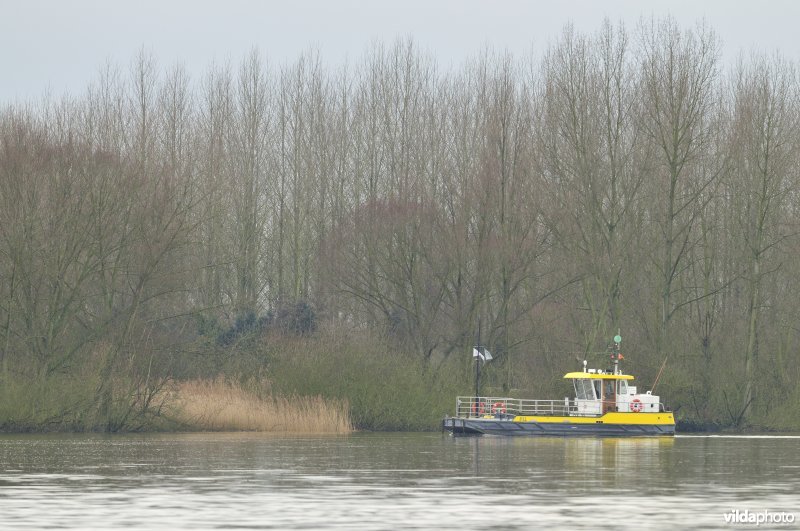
[474,319,481,410]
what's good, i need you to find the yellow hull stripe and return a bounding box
[512,412,675,426]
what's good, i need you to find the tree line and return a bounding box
[1,18,799,430]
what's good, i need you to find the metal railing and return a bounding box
[456,396,578,417]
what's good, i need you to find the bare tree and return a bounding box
[638,18,721,355]
[229,49,271,315]
[728,54,799,423]
[195,61,234,312]
[541,21,646,354]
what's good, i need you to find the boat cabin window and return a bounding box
[618,380,628,395]
[573,379,597,400]
[593,380,602,400]
[604,380,615,399]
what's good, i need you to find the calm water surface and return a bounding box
[0,432,798,529]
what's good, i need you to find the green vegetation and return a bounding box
[264,333,463,431]
[0,344,172,432]
[2,18,800,433]
[0,328,468,433]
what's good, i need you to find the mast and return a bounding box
[612,334,622,375]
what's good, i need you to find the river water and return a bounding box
[0,432,798,529]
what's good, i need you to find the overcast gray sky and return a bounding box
[2,0,799,103]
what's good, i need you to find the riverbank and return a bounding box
[0,331,465,434]
[0,330,796,434]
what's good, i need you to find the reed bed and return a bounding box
[167,378,353,434]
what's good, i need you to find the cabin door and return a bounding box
[602,380,616,414]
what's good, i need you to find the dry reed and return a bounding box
[167,378,353,434]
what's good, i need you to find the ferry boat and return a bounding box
[442,336,675,436]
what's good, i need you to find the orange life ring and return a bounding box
[471,401,486,414]
[630,398,644,413]
[492,402,507,414]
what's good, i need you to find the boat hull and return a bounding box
[443,412,675,437]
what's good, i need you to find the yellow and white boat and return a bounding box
[442,336,675,436]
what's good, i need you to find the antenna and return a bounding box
[651,356,668,393]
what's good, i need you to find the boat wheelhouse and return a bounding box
[442,337,675,436]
